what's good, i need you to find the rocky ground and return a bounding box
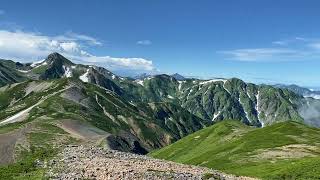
[46,145,257,180]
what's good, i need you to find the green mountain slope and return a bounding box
[0,53,314,128]
[150,120,320,179]
[0,78,208,155]
[0,59,28,86]
[126,75,305,127]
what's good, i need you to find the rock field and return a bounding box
[46,145,257,180]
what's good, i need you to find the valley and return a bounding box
[0,53,319,179]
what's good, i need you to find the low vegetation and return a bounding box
[150,120,320,179]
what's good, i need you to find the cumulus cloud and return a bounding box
[136,40,152,45]
[220,37,320,61]
[83,56,154,71]
[0,30,155,71]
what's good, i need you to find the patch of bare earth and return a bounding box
[56,119,110,144]
[0,125,30,165]
[252,144,319,160]
[47,145,257,180]
[25,81,54,95]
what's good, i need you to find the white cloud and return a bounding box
[219,48,303,61]
[309,43,320,50]
[220,37,320,61]
[83,56,154,71]
[272,37,308,46]
[0,30,155,71]
[56,31,102,46]
[272,41,287,45]
[137,40,152,45]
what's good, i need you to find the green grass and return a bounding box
[31,65,48,74]
[150,120,320,179]
[0,146,57,180]
[0,122,25,134]
[0,117,78,179]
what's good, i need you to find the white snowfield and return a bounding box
[199,79,227,85]
[212,111,221,121]
[134,80,144,86]
[31,59,47,68]
[17,69,30,73]
[178,81,185,92]
[167,95,174,99]
[63,66,72,78]
[79,69,89,82]
[255,91,264,127]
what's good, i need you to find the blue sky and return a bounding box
[1,0,320,87]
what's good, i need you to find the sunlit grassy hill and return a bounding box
[150,120,320,179]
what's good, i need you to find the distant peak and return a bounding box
[171,73,186,80]
[134,73,151,80]
[47,52,63,58]
[45,52,74,65]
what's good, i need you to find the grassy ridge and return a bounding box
[0,121,68,180]
[150,120,320,179]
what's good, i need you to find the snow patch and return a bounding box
[199,79,227,85]
[247,91,251,99]
[289,98,293,104]
[30,59,45,67]
[223,81,230,94]
[186,88,193,100]
[135,80,144,86]
[112,75,116,79]
[178,81,185,92]
[255,91,264,127]
[18,69,29,73]
[95,94,117,123]
[204,88,210,95]
[63,65,72,78]
[167,95,174,99]
[79,69,89,82]
[212,111,221,121]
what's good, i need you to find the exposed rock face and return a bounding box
[47,145,257,180]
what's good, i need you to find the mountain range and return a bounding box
[274,84,320,99]
[0,52,319,179]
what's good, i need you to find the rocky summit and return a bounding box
[46,145,256,180]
